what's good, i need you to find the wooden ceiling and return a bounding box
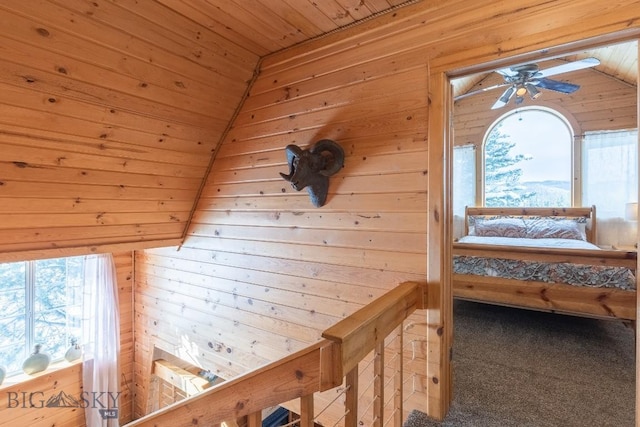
[156,0,417,57]
[160,1,636,96]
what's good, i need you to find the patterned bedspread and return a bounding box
[453,236,636,291]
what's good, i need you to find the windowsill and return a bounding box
[0,358,83,390]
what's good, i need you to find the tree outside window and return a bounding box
[0,257,84,374]
[484,108,572,207]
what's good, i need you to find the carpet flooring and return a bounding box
[406,300,635,427]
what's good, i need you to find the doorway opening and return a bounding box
[446,39,638,425]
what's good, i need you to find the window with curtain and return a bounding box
[453,144,476,216]
[0,254,121,425]
[0,256,84,374]
[582,129,638,219]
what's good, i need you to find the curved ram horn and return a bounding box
[279,144,303,181]
[310,139,345,177]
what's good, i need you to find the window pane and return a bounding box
[33,256,85,362]
[0,288,25,319]
[484,109,572,207]
[0,314,25,373]
[0,256,85,374]
[35,309,67,360]
[0,261,26,291]
[35,259,66,311]
[0,262,26,373]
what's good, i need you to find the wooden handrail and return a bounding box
[322,281,424,375]
[124,281,426,427]
[126,340,339,426]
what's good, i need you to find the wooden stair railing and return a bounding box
[124,281,427,427]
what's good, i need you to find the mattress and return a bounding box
[453,236,636,290]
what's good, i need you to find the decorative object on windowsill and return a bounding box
[64,338,82,362]
[0,365,5,385]
[279,139,345,207]
[22,344,51,375]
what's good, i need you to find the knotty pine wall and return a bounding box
[133,0,640,422]
[0,251,133,427]
[133,22,431,424]
[0,1,257,261]
[133,71,430,418]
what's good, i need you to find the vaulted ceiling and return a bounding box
[162,1,636,95]
[156,0,418,57]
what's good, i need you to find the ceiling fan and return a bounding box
[455,57,600,109]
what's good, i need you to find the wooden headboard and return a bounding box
[464,206,597,243]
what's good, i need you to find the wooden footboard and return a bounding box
[452,244,637,320]
[453,273,636,320]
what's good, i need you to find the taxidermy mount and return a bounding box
[279,139,345,207]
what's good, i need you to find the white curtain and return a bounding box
[582,130,638,246]
[82,253,120,427]
[453,144,476,238]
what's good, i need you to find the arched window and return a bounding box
[483,107,573,207]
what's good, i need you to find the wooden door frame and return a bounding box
[425,68,454,420]
[429,33,639,423]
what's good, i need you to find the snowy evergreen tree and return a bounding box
[484,124,536,206]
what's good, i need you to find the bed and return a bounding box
[453,206,637,321]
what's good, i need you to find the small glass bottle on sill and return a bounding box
[22,344,51,375]
[65,338,82,363]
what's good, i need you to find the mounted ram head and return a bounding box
[279,139,345,207]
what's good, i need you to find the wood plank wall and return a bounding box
[0,251,133,427]
[133,0,640,422]
[0,0,258,260]
[133,15,431,423]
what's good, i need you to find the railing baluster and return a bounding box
[247,411,261,427]
[345,366,359,427]
[394,324,404,427]
[373,341,384,427]
[300,394,314,427]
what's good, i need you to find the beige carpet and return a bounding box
[406,299,635,427]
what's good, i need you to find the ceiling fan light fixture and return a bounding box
[498,87,515,104]
[525,83,541,99]
[515,85,527,97]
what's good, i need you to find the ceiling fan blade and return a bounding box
[536,57,600,78]
[534,78,581,93]
[491,86,515,109]
[495,67,520,77]
[454,83,510,101]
